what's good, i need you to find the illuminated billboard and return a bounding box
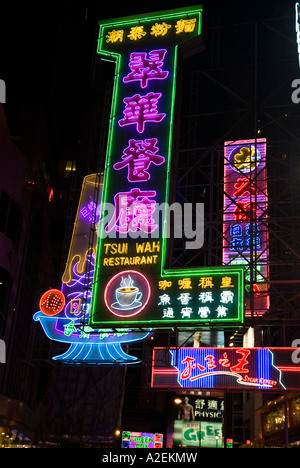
[122,431,163,448]
[151,347,300,391]
[89,7,245,329]
[223,139,269,317]
[173,420,223,448]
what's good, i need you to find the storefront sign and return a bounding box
[151,347,300,391]
[173,420,223,448]
[122,431,163,448]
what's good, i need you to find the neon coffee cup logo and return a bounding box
[104,270,150,317]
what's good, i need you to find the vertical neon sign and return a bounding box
[223,139,269,317]
[90,7,244,328]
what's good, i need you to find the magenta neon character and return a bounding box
[118,92,166,133]
[113,138,165,182]
[123,49,169,89]
[105,188,158,234]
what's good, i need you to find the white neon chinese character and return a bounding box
[207,399,218,410]
[195,398,206,409]
[181,307,193,318]
[177,293,192,305]
[158,294,171,306]
[216,305,228,318]
[162,307,174,318]
[198,306,211,318]
[220,291,234,304]
[198,292,214,303]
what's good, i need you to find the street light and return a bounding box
[215,434,220,448]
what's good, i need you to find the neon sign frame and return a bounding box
[89,7,244,329]
[151,347,300,391]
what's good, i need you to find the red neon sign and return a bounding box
[151,347,300,391]
[39,289,66,316]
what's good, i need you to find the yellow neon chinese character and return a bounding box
[158,280,172,290]
[175,18,197,34]
[106,29,124,43]
[150,22,172,37]
[198,277,214,288]
[220,276,234,288]
[127,26,147,41]
[178,278,192,289]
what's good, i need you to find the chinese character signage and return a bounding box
[151,347,300,391]
[176,395,224,421]
[223,139,269,317]
[89,7,244,329]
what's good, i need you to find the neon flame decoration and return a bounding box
[34,175,151,363]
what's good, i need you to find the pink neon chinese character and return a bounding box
[105,188,158,234]
[118,92,166,134]
[113,138,165,182]
[123,49,169,89]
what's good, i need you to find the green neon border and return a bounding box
[92,266,244,328]
[91,7,223,329]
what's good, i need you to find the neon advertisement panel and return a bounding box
[122,431,163,449]
[151,347,300,391]
[34,175,151,363]
[90,7,244,328]
[223,139,269,317]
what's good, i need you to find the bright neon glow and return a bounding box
[104,269,151,318]
[123,49,169,89]
[118,92,166,133]
[113,138,165,182]
[91,8,246,330]
[39,289,65,316]
[105,188,158,234]
[223,139,269,317]
[151,347,300,391]
[34,175,151,363]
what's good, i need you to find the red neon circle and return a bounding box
[104,270,151,318]
[39,289,66,316]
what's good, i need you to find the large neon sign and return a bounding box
[223,139,269,317]
[90,7,244,329]
[34,175,151,363]
[151,347,300,391]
